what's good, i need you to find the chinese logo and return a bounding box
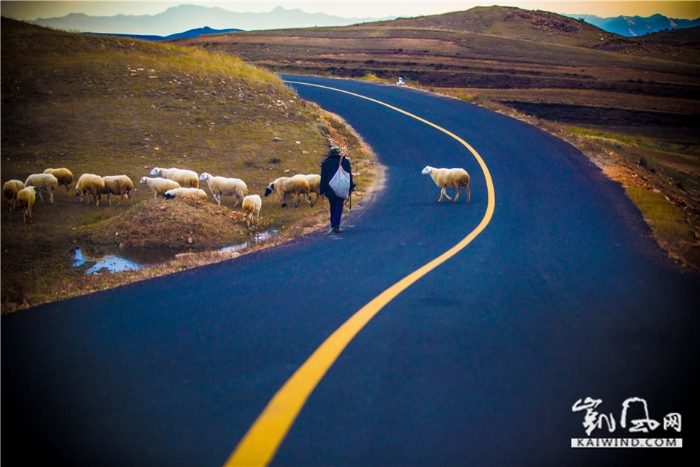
[571,397,682,448]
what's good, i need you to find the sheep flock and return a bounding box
[5,160,475,230]
[3,164,331,231]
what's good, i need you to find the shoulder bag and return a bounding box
[328,156,350,199]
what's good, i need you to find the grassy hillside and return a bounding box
[173,6,700,269]
[605,26,700,61]
[0,18,376,312]
[178,8,700,98]
[2,18,326,186]
[639,26,700,47]
[371,6,617,48]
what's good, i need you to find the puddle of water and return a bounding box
[86,256,142,274]
[218,229,278,254]
[73,247,143,274]
[115,246,192,265]
[217,243,249,254]
[71,229,279,275]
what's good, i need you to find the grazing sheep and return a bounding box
[242,194,262,228]
[4,180,25,212]
[297,174,323,206]
[16,186,38,223]
[198,172,248,207]
[75,173,106,206]
[149,167,199,188]
[139,176,181,200]
[421,166,471,203]
[163,187,208,201]
[24,173,59,204]
[43,168,74,196]
[263,176,311,208]
[101,175,134,206]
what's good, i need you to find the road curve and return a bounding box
[3,76,699,467]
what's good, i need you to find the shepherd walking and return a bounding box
[320,146,355,233]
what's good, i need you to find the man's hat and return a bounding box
[330,146,340,154]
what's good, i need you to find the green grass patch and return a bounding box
[625,187,689,238]
[571,128,634,145]
[570,127,699,157]
[360,73,384,82]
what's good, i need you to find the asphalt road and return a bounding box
[3,76,699,467]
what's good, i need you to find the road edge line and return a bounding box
[225,80,496,467]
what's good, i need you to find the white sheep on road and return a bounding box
[421,166,471,203]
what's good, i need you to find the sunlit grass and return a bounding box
[625,187,689,238]
[359,73,383,82]
[2,18,378,311]
[570,128,697,156]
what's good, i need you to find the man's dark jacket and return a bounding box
[320,154,354,200]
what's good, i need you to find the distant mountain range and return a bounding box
[86,27,243,42]
[26,5,700,40]
[29,4,392,36]
[566,13,700,37]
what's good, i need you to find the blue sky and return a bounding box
[2,1,699,22]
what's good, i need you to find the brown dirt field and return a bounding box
[436,88,700,115]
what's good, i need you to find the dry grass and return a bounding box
[4,6,700,311]
[179,11,700,93]
[0,18,376,313]
[174,9,699,268]
[177,6,698,274]
[438,88,700,115]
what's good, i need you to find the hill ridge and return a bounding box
[85,26,243,42]
[566,13,700,37]
[367,6,619,48]
[29,4,389,36]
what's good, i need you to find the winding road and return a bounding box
[3,76,699,466]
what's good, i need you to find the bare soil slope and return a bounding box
[88,199,253,248]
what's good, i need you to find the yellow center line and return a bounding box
[225,80,496,467]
